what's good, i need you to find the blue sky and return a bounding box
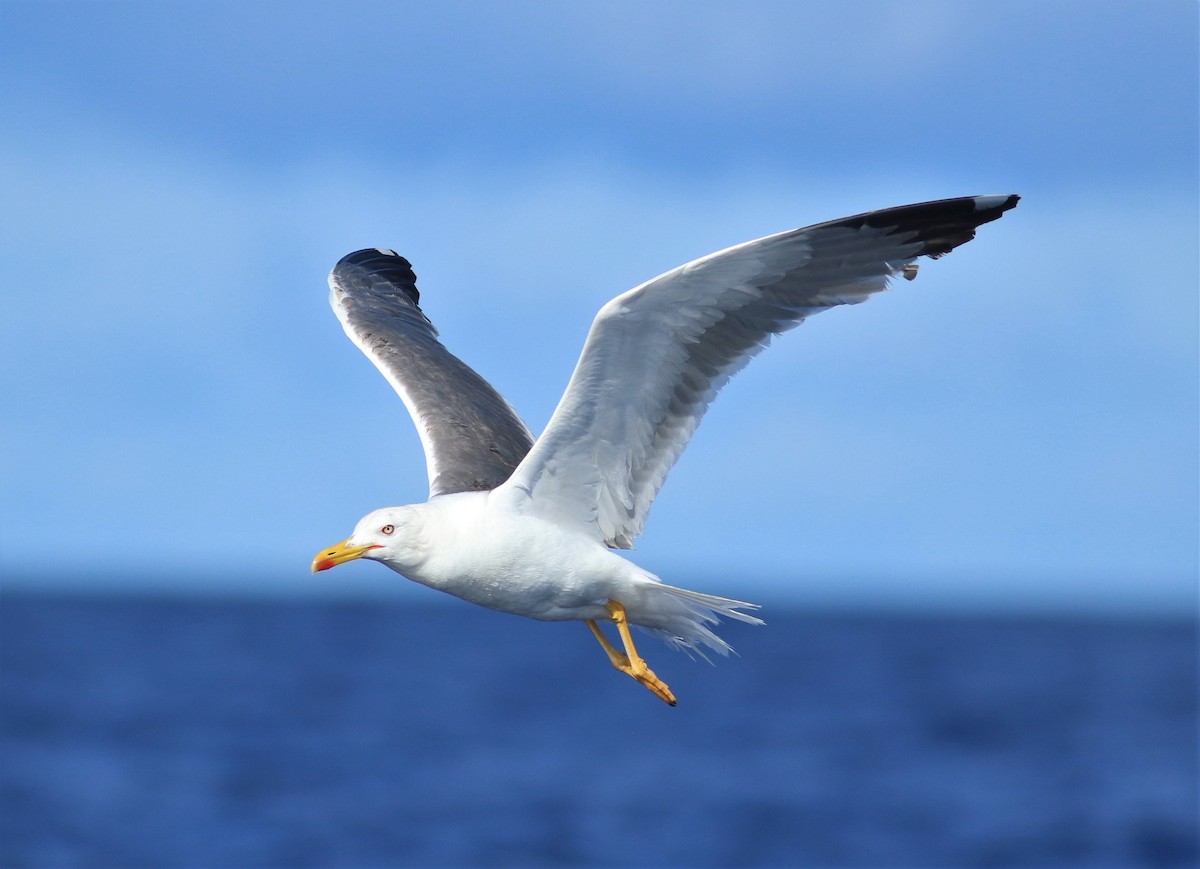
[2,1,1196,613]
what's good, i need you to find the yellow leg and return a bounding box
[585,602,677,706]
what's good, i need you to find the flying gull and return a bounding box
[312,194,1020,705]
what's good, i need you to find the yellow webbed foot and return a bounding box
[585,602,677,706]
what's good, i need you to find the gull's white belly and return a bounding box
[385,492,635,621]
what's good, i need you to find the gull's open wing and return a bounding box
[497,195,1019,548]
[329,248,534,496]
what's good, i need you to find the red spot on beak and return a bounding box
[313,558,335,572]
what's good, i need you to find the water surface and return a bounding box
[3,593,1196,867]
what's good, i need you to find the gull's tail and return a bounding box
[637,582,764,661]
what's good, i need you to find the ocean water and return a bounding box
[2,593,1196,868]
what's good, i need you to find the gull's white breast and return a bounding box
[392,491,636,622]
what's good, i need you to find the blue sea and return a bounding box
[2,592,1196,868]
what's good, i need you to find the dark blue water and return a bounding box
[2,593,1196,868]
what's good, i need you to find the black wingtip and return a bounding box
[334,248,420,305]
[336,248,416,276]
[830,194,1020,260]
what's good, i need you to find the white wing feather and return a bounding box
[496,195,1019,547]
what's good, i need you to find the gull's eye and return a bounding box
[380,524,395,535]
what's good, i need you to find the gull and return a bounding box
[312,194,1019,705]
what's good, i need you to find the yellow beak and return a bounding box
[311,539,380,573]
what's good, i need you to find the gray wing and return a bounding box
[496,195,1019,548]
[329,248,535,497]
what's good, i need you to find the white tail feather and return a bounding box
[637,583,764,661]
